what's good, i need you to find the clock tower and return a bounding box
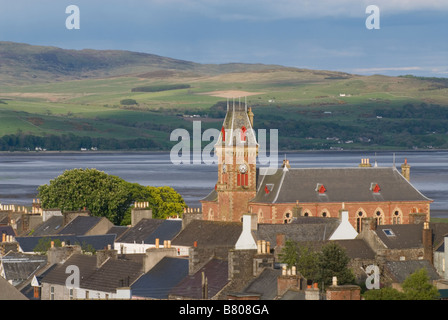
[201,99,258,222]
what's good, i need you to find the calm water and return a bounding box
[0,151,447,217]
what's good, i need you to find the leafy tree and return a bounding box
[34,237,62,254]
[363,268,440,300]
[295,243,320,281]
[317,242,356,288]
[38,168,186,226]
[402,268,440,300]
[121,184,186,224]
[363,287,406,300]
[279,240,300,268]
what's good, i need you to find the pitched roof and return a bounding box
[83,258,143,293]
[57,216,103,235]
[169,258,229,299]
[0,252,47,283]
[0,276,28,300]
[254,219,340,244]
[216,102,257,147]
[0,225,16,237]
[116,219,181,244]
[237,268,282,300]
[384,260,440,283]
[375,224,423,249]
[333,239,376,260]
[41,254,97,286]
[252,167,431,204]
[27,216,63,236]
[15,234,116,252]
[131,257,189,299]
[171,220,242,248]
[41,253,143,294]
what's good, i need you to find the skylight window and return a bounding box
[383,229,395,237]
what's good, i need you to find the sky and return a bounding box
[0,0,447,77]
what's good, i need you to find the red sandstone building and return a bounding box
[201,102,432,231]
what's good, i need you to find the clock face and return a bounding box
[239,163,248,174]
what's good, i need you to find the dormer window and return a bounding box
[221,126,226,142]
[240,126,247,142]
[265,184,274,195]
[316,184,326,194]
[371,183,381,193]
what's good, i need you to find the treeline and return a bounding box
[131,84,191,93]
[0,133,169,151]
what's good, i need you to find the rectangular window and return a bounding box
[50,286,54,300]
[69,288,74,300]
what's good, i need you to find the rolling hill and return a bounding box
[0,41,447,152]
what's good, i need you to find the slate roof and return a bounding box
[0,225,16,237]
[57,216,103,235]
[84,258,143,293]
[116,219,181,244]
[384,260,441,283]
[0,276,28,300]
[0,252,47,283]
[16,234,116,253]
[171,220,242,248]
[41,253,143,294]
[252,167,431,204]
[131,257,189,299]
[41,254,97,286]
[254,218,340,244]
[237,268,282,300]
[375,224,424,249]
[216,102,257,147]
[27,216,63,236]
[170,258,229,299]
[333,239,376,260]
[107,225,129,239]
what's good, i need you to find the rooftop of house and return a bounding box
[27,216,64,236]
[169,258,229,299]
[15,234,116,253]
[57,216,104,235]
[0,252,47,284]
[384,260,440,283]
[131,256,189,299]
[0,276,28,300]
[234,267,282,300]
[255,218,341,244]
[252,166,431,204]
[41,252,143,293]
[116,219,182,244]
[171,219,242,248]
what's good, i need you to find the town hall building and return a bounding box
[200,100,432,231]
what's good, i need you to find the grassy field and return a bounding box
[0,67,447,151]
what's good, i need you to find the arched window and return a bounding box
[303,209,312,217]
[320,209,330,218]
[393,209,402,224]
[283,211,293,224]
[356,210,366,233]
[375,209,384,226]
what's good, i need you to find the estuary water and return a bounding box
[0,150,447,218]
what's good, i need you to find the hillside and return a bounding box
[0,42,447,152]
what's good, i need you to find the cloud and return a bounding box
[141,0,448,21]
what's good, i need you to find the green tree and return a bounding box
[33,237,62,254]
[120,184,186,224]
[363,268,440,300]
[402,268,440,300]
[38,168,186,226]
[279,240,300,268]
[38,168,132,225]
[317,242,355,288]
[296,243,320,281]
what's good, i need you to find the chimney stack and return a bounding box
[401,158,411,181]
